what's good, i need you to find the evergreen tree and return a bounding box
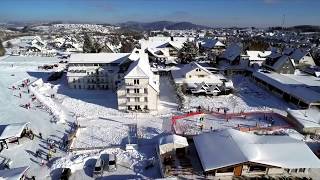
[0,40,5,56]
[6,41,13,48]
[178,41,199,64]
[82,33,93,53]
[120,39,134,53]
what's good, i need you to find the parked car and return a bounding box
[60,168,71,180]
[107,154,117,172]
[93,156,105,177]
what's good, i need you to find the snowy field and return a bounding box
[183,75,293,114]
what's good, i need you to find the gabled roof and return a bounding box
[125,49,159,92]
[266,51,282,59]
[245,51,272,61]
[199,38,225,49]
[194,129,320,172]
[283,47,295,55]
[222,43,241,61]
[290,49,309,63]
[182,62,213,75]
[272,55,292,70]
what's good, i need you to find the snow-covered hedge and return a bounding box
[29,79,67,123]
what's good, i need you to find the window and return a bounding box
[144,97,148,102]
[134,97,140,102]
[249,165,266,172]
[74,85,76,89]
[73,78,76,83]
[78,79,80,83]
[298,168,306,173]
[134,79,140,85]
[144,105,148,110]
[144,88,148,94]
[79,85,81,89]
[134,89,140,94]
[127,97,130,102]
[127,89,130,93]
[127,106,132,110]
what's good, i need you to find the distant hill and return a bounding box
[270,25,320,32]
[119,21,210,31]
[289,25,320,32]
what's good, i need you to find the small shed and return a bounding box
[0,122,30,141]
[158,134,188,155]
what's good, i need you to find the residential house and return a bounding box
[172,62,233,95]
[221,43,242,65]
[290,49,316,67]
[263,55,295,74]
[242,50,272,68]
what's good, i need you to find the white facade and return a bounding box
[117,50,160,112]
[67,53,131,90]
[67,51,160,112]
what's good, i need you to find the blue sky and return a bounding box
[0,0,319,27]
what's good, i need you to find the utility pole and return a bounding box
[281,14,286,29]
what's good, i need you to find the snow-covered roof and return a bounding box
[140,36,194,50]
[0,166,29,180]
[0,122,29,140]
[253,71,320,105]
[198,38,225,49]
[194,129,320,172]
[287,108,320,128]
[172,63,225,85]
[244,51,272,61]
[272,55,292,70]
[125,49,159,92]
[266,52,282,59]
[146,48,170,58]
[158,134,188,155]
[290,49,309,63]
[184,62,212,75]
[283,47,294,55]
[69,53,131,64]
[222,43,241,61]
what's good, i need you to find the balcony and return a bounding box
[126,101,147,106]
[125,83,144,87]
[126,93,147,97]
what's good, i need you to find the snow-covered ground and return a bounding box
[0,56,168,179]
[1,55,318,179]
[183,75,293,114]
[0,56,72,179]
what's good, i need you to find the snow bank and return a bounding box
[29,79,67,123]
